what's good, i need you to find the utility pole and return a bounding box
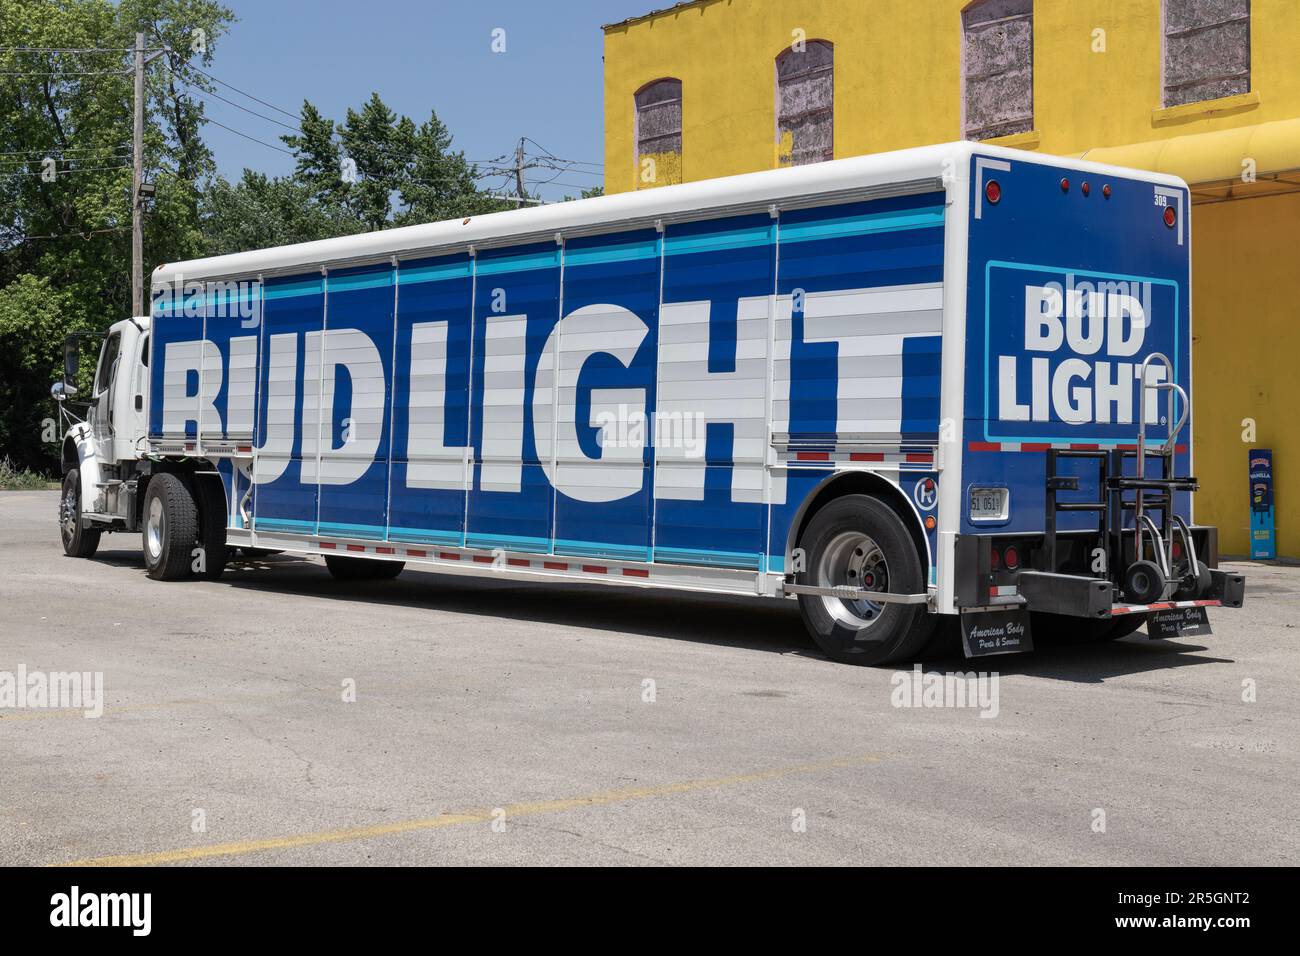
[514,138,527,203]
[131,31,145,317]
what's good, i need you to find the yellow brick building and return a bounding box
[603,0,1300,558]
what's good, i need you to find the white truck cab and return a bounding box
[54,316,227,580]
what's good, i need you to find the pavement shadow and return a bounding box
[91,545,1236,675]
[210,552,816,659]
[924,634,1232,683]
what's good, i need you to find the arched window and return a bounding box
[1163,0,1250,107]
[776,40,834,167]
[962,0,1033,141]
[634,78,682,188]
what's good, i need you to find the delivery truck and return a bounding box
[52,141,1244,665]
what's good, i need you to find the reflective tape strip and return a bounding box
[1112,598,1219,616]
[970,441,1189,453]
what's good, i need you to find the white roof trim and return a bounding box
[153,141,1189,285]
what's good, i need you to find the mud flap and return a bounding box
[1146,605,1212,639]
[961,608,1033,658]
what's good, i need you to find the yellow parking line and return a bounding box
[52,753,885,866]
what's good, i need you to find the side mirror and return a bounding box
[51,381,78,401]
[63,336,79,384]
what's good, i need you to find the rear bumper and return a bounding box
[955,533,1245,617]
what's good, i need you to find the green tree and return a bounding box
[200,170,364,255]
[282,93,507,233]
[0,275,83,470]
[0,0,234,473]
[1,3,504,474]
[397,110,504,225]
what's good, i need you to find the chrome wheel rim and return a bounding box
[59,478,78,544]
[145,496,164,561]
[816,530,890,630]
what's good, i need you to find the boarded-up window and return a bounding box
[962,0,1033,141]
[776,40,834,167]
[635,78,682,188]
[1163,0,1251,107]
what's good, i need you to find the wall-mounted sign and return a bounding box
[1248,448,1276,560]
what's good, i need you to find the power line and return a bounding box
[7,225,131,242]
[533,179,601,192]
[522,136,603,169]
[0,46,135,54]
[202,115,295,155]
[0,158,130,172]
[0,164,131,181]
[165,66,302,134]
[0,70,127,77]
[0,145,131,157]
[182,62,301,121]
[0,152,132,168]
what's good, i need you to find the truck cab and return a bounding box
[54,315,226,580]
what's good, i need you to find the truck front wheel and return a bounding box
[142,473,199,581]
[795,494,934,666]
[59,467,100,558]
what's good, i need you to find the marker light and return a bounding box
[1163,205,1177,228]
[1102,184,1112,199]
[1060,178,1070,192]
[985,179,1002,205]
[1081,181,1091,197]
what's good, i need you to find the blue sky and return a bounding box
[199,1,655,200]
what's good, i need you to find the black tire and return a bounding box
[192,472,228,581]
[1174,562,1213,600]
[795,494,934,666]
[59,467,100,559]
[1107,615,1148,640]
[920,614,963,659]
[141,473,199,581]
[1123,559,1166,604]
[1033,611,1129,644]
[324,555,405,581]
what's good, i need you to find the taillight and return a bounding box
[990,546,1002,570]
[985,179,1001,205]
[1003,545,1021,570]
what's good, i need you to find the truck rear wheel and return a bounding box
[142,473,199,581]
[59,467,100,558]
[191,472,228,581]
[324,555,404,581]
[795,494,934,666]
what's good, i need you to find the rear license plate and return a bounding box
[1147,605,1212,639]
[969,488,1008,521]
[961,608,1033,657]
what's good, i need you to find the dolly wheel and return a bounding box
[1174,563,1213,600]
[1122,559,1166,605]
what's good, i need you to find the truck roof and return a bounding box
[153,140,1188,286]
